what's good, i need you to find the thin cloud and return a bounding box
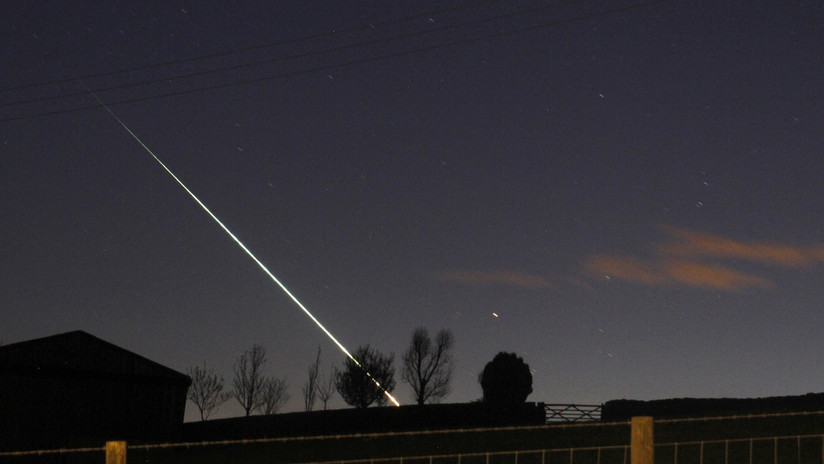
[585,254,775,291]
[584,255,665,285]
[434,269,556,289]
[658,225,824,267]
[584,225,824,291]
[663,260,774,290]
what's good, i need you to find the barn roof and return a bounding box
[0,330,190,385]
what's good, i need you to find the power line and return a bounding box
[1,0,588,109]
[1,0,669,123]
[0,0,507,94]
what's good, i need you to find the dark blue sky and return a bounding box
[2,0,824,420]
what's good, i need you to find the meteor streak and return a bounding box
[83,85,399,407]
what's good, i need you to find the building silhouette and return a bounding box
[0,331,190,451]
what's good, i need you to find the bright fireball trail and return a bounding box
[84,85,400,407]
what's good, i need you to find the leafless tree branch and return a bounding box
[402,327,454,405]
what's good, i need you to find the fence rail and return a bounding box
[654,433,824,464]
[544,403,602,422]
[6,411,824,464]
[9,436,824,464]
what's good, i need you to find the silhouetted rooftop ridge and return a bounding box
[0,330,190,384]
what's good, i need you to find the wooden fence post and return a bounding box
[106,441,126,464]
[631,416,653,464]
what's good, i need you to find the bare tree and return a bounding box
[261,376,289,414]
[231,344,267,416]
[336,345,395,409]
[402,327,454,405]
[186,363,230,421]
[316,366,337,410]
[302,347,321,411]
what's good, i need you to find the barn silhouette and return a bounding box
[0,331,190,451]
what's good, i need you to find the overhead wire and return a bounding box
[0,0,588,109]
[0,0,506,94]
[1,0,669,123]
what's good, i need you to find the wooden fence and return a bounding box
[0,418,647,464]
[6,411,824,463]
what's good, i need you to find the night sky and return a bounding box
[3,1,824,421]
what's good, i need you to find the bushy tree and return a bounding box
[402,327,454,405]
[336,345,395,408]
[186,363,230,421]
[479,352,533,406]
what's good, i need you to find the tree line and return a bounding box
[186,327,532,421]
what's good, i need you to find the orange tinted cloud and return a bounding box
[434,269,555,289]
[584,226,824,291]
[663,260,774,290]
[659,225,824,267]
[584,254,774,290]
[584,255,665,285]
